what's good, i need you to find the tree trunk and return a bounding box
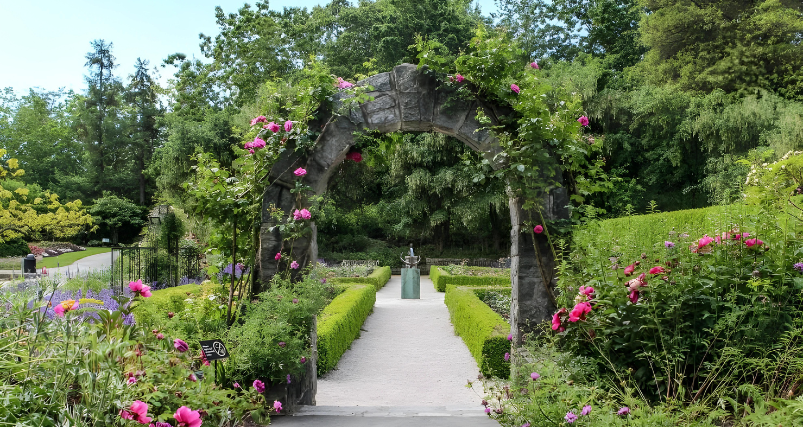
[138,154,146,205]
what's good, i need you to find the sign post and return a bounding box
[200,339,229,384]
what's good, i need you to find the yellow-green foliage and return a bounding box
[317,284,376,374]
[133,283,209,325]
[329,266,391,291]
[444,285,510,378]
[575,204,762,258]
[430,265,510,292]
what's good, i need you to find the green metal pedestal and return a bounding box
[401,268,420,299]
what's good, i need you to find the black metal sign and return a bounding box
[199,339,229,361]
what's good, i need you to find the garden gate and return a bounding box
[111,246,203,294]
[256,64,569,344]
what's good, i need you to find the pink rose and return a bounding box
[290,261,300,269]
[284,120,293,132]
[294,167,307,177]
[745,238,764,248]
[648,266,666,275]
[530,61,539,69]
[579,286,594,296]
[533,224,543,234]
[577,116,589,126]
[455,74,465,83]
[568,302,592,322]
[173,406,202,427]
[266,122,281,133]
[623,264,636,276]
[273,400,283,412]
[552,307,567,331]
[250,116,267,126]
[511,84,520,94]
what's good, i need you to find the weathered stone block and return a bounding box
[362,93,401,132]
[360,72,392,92]
[433,92,472,135]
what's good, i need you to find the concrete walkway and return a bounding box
[44,251,116,279]
[273,276,497,426]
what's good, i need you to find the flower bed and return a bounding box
[317,283,377,374]
[328,266,392,291]
[444,285,511,378]
[430,265,510,292]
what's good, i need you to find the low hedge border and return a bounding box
[133,283,209,325]
[430,265,510,292]
[330,266,392,291]
[317,283,377,374]
[444,285,511,379]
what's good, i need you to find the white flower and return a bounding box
[208,295,217,301]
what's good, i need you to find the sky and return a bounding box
[0,0,498,96]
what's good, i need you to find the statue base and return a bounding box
[401,268,420,299]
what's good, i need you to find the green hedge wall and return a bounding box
[317,284,377,374]
[0,238,30,258]
[430,266,510,292]
[330,266,392,291]
[444,285,511,379]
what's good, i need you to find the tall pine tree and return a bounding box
[126,58,162,204]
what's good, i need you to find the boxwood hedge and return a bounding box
[444,285,511,379]
[430,266,510,292]
[317,283,377,374]
[330,266,392,291]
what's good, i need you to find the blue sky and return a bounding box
[0,0,498,95]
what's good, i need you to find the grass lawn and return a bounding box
[39,247,112,268]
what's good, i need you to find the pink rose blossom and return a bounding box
[300,356,307,364]
[128,279,152,298]
[579,286,594,296]
[533,224,543,234]
[273,400,283,412]
[156,333,164,340]
[130,400,152,424]
[577,116,589,127]
[336,77,354,89]
[127,376,137,385]
[234,382,241,388]
[266,122,281,133]
[511,84,520,94]
[250,116,267,126]
[284,120,293,132]
[618,407,630,416]
[504,352,510,361]
[173,339,189,353]
[568,302,592,322]
[294,167,307,177]
[275,252,282,261]
[649,266,666,275]
[455,74,465,83]
[290,261,300,269]
[531,372,540,380]
[173,406,202,427]
[552,307,567,332]
[530,61,539,69]
[623,264,636,276]
[507,333,513,341]
[253,379,265,393]
[745,238,764,247]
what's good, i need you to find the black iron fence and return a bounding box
[111,246,204,294]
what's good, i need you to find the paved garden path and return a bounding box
[273,275,497,426]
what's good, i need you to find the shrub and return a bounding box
[317,284,377,374]
[430,265,510,292]
[329,266,392,291]
[0,238,30,257]
[556,205,803,406]
[444,285,510,378]
[132,283,206,326]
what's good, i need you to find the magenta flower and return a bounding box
[530,61,539,69]
[579,286,594,296]
[129,400,152,424]
[629,290,639,304]
[485,407,491,414]
[273,400,283,412]
[251,138,266,149]
[127,376,137,385]
[250,116,267,126]
[290,261,300,269]
[253,379,265,393]
[53,299,79,317]
[794,262,803,273]
[287,374,292,384]
[577,116,589,126]
[284,120,293,132]
[530,372,540,380]
[665,241,675,248]
[623,264,636,276]
[568,302,592,322]
[552,307,567,332]
[745,238,764,248]
[174,406,202,427]
[294,167,307,177]
[504,352,510,361]
[266,122,281,133]
[300,356,307,364]
[617,407,630,416]
[157,333,164,340]
[533,224,543,234]
[129,279,152,298]
[507,333,512,341]
[234,382,241,388]
[565,411,577,423]
[275,252,282,261]
[336,77,354,89]
[455,74,465,83]
[173,339,189,353]
[300,208,311,219]
[187,372,197,382]
[278,341,286,348]
[648,266,666,275]
[346,151,363,162]
[581,405,592,416]
[511,84,520,94]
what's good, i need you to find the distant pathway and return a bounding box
[315,275,484,407]
[45,251,117,279]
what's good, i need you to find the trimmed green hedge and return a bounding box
[317,284,377,374]
[430,266,510,292]
[444,285,511,379]
[330,266,392,291]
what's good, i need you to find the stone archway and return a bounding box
[256,64,569,342]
